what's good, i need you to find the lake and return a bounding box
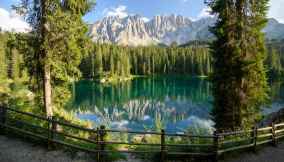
[71,76,284,134]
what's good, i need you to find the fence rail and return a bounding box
[0,106,284,162]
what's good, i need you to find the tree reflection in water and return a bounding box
[69,77,284,134]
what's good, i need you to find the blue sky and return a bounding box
[83,0,206,23]
[0,0,284,32]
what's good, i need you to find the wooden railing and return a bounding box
[0,106,284,162]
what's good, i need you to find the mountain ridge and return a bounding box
[88,15,284,46]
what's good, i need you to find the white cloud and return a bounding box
[103,5,128,18]
[197,7,213,19]
[268,0,284,23]
[0,8,30,33]
[142,17,150,22]
[103,5,150,22]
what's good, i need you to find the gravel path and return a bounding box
[223,143,284,162]
[0,135,92,162]
[1,135,284,162]
[0,135,143,162]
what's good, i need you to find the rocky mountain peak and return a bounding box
[89,15,284,46]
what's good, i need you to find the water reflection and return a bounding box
[70,77,284,133]
[72,77,212,132]
[262,80,284,114]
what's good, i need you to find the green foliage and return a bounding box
[0,32,9,80]
[12,0,95,115]
[0,32,28,81]
[266,41,284,78]
[80,41,284,82]
[209,0,270,131]
[80,43,212,79]
[0,32,31,107]
[43,4,93,82]
[94,46,103,76]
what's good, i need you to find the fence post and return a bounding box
[99,125,106,162]
[213,131,219,162]
[47,116,52,149]
[271,122,277,147]
[253,124,258,153]
[219,131,224,160]
[50,116,58,148]
[160,129,166,162]
[0,106,7,134]
[96,127,100,162]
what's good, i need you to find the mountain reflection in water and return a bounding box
[71,77,284,134]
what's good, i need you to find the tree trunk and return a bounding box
[41,0,52,117]
[44,64,53,117]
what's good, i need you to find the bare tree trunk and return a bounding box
[41,0,52,117]
[43,64,53,117]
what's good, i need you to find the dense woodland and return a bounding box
[80,44,211,78]
[79,40,284,80]
[1,31,284,83]
[266,40,284,78]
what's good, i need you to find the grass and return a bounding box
[0,78,126,161]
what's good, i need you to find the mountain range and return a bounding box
[88,15,284,46]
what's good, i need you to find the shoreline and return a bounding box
[86,74,209,84]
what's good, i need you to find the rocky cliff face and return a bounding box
[263,18,284,40]
[89,15,154,46]
[89,15,284,46]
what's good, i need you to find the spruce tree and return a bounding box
[0,33,8,79]
[6,33,17,79]
[94,46,103,76]
[15,0,95,117]
[110,54,115,76]
[208,0,270,130]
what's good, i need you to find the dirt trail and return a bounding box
[1,135,284,162]
[0,135,91,162]
[0,135,143,162]
[223,143,284,162]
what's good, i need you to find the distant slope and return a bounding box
[264,18,284,40]
[89,15,284,46]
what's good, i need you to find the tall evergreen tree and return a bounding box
[6,33,17,79]
[15,0,95,117]
[208,0,270,130]
[0,33,8,79]
[94,46,103,76]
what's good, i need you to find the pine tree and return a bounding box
[110,53,115,76]
[208,0,270,130]
[15,0,95,117]
[94,46,103,76]
[6,33,17,79]
[0,32,9,79]
[267,47,282,77]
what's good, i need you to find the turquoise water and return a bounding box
[71,77,284,133]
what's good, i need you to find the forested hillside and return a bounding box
[79,41,284,80]
[0,32,8,80]
[266,40,284,78]
[1,32,284,83]
[80,43,211,79]
[0,32,28,81]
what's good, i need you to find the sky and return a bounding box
[0,0,284,32]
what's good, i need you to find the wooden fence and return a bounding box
[0,106,284,162]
